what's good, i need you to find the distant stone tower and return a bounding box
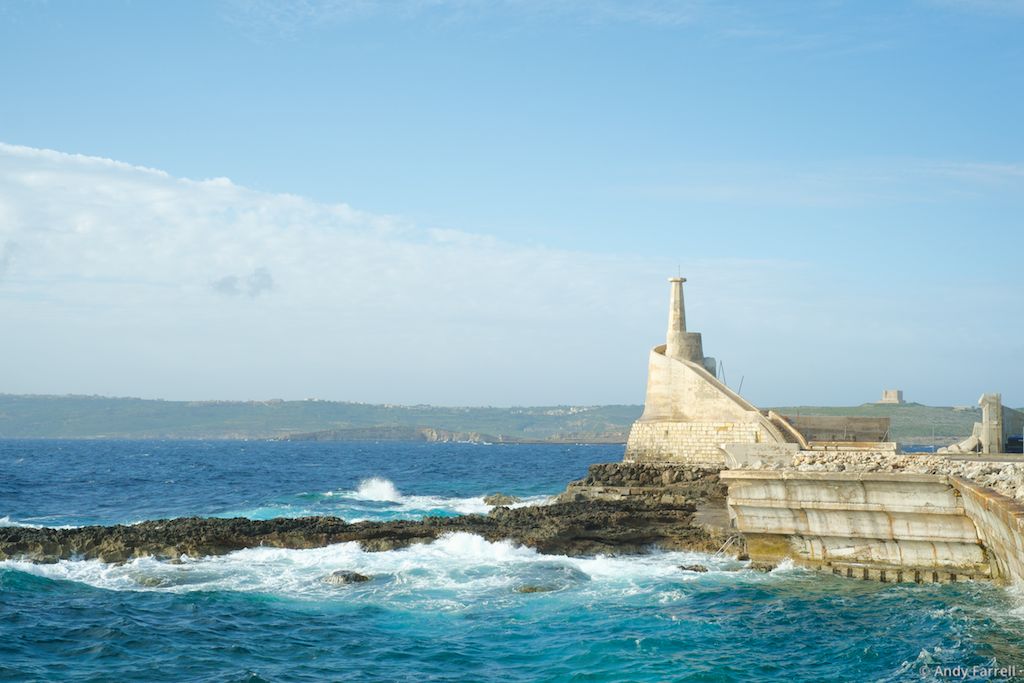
[878,389,904,405]
[624,277,786,465]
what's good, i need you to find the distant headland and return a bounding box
[0,392,996,444]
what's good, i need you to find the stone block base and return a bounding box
[624,420,763,465]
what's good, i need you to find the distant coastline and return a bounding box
[0,394,637,442]
[0,393,999,445]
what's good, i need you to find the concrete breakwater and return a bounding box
[787,450,1024,504]
[720,466,1024,585]
[950,476,1024,584]
[614,276,1024,586]
[721,470,989,582]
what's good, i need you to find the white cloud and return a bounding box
[2,143,1019,407]
[0,142,695,404]
[623,159,1024,208]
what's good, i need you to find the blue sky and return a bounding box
[0,1,1022,406]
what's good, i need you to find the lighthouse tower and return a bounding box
[623,277,786,465]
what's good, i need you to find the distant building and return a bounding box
[878,389,904,404]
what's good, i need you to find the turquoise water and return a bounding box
[2,440,1023,682]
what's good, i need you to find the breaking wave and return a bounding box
[0,533,745,609]
[218,477,551,523]
[0,515,79,530]
[350,476,403,502]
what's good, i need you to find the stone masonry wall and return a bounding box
[625,420,764,465]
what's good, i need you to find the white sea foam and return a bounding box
[351,477,403,502]
[0,515,79,530]
[0,516,43,528]
[0,532,748,610]
[769,557,804,574]
[217,478,552,523]
[333,477,551,517]
[1001,583,1024,621]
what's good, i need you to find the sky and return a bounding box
[0,0,1022,407]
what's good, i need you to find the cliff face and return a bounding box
[279,426,501,443]
[279,426,627,444]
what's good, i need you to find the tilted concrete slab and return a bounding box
[951,476,1024,584]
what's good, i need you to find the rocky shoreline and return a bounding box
[0,463,735,564]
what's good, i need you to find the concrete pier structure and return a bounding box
[721,470,992,582]
[721,468,1024,585]
[621,277,1024,584]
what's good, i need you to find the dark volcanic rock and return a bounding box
[324,570,371,585]
[483,493,522,506]
[0,464,737,565]
[558,462,727,504]
[0,499,719,565]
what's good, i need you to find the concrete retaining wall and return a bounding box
[721,470,994,582]
[952,476,1024,584]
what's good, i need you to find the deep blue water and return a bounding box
[2,440,1024,682]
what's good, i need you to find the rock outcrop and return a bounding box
[0,464,738,565]
[0,501,715,564]
[558,462,725,505]
[324,570,371,585]
[483,493,522,506]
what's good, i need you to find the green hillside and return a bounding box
[0,394,994,444]
[0,394,641,441]
[768,402,982,444]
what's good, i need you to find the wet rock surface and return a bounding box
[483,493,522,506]
[0,463,735,564]
[0,499,720,564]
[557,462,726,505]
[324,570,371,585]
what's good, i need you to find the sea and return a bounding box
[2,440,1024,682]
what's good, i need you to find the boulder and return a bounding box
[678,563,709,573]
[483,493,522,506]
[515,584,554,593]
[323,570,371,585]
